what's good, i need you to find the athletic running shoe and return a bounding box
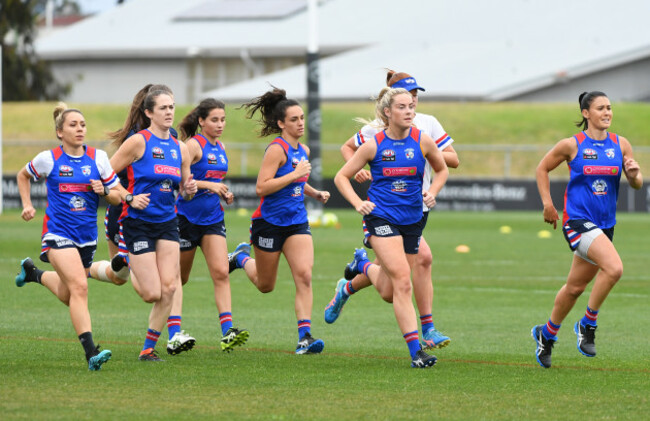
[110,254,128,273]
[15,257,37,287]
[139,348,164,361]
[411,349,437,368]
[343,248,368,281]
[167,330,196,355]
[574,321,597,357]
[422,328,451,350]
[221,327,250,352]
[324,278,350,324]
[295,332,324,355]
[228,242,251,273]
[531,324,556,368]
[88,347,112,371]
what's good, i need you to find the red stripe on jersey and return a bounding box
[52,146,64,160]
[194,134,207,149]
[410,127,421,143]
[608,132,618,144]
[575,132,586,144]
[375,131,386,146]
[85,146,96,160]
[139,129,152,142]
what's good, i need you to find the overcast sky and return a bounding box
[76,0,121,14]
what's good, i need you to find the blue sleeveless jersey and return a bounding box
[41,146,108,245]
[563,131,623,229]
[367,127,426,225]
[122,129,181,223]
[177,134,228,225]
[252,137,309,226]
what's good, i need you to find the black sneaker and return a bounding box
[15,257,40,287]
[532,324,556,368]
[574,322,597,357]
[138,348,164,361]
[411,349,437,368]
[295,332,324,355]
[110,254,128,273]
[228,242,251,273]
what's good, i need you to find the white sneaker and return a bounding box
[167,330,196,355]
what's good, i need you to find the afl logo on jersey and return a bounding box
[291,157,301,168]
[591,179,608,195]
[405,148,415,160]
[81,165,92,176]
[382,149,396,161]
[583,149,597,160]
[207,153,218,164]
[171,149,178,160]
[59,165,73,177]
[152,147,165,159]
[605,148,616,159]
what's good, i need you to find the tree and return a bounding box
[1,0,69,101]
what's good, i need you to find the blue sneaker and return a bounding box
[343,248,368,281]
[15,257,36,287]
[574,322,597,357]
[88,348,112,371]
[228,242,251,273]
[295,332,324,355]
[324,279,350,324]
[422,328,451,350]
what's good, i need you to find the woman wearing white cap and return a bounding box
[325,70,459,351]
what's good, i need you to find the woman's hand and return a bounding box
[355,200,375,215]
[21,205,36,221]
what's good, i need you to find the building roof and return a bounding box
[35,0,650,101]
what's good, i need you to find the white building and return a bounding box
[35,0,650,104]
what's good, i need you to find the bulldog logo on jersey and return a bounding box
[81,165,92,176]
[171,149,178,160]
[605,148,616,159]
[59,165,73,177]
[160,179,173,193]
[220,155,227,165]
[592,179,608,195]
[69,195,87,212]
[391,180,407,192]
[207,153,218,165]
[583,149,597,160]
[405,148,415,160]
[152,147,165,159]
[382,149,396,162]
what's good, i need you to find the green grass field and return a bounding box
[0,208,648,420]
[4,101,650,177]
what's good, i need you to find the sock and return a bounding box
[358,259,373,277]
[78,331,96,362]
[167,316,181,339]
[404,330,421,359]
[341,280,356,297]
[236,253,251,269]
[219,312,233,336]
[298,319,311,339]
[581,306,599,326]
[143,329,161,351]
[26,265,44,284]
[420,314,434,335]
[542,320,560,340]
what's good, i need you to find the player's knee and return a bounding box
[416,249,433,268]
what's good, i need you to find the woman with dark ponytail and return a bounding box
[228,87,330,355]
[172,98,250,353]
[531,91,643,368]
